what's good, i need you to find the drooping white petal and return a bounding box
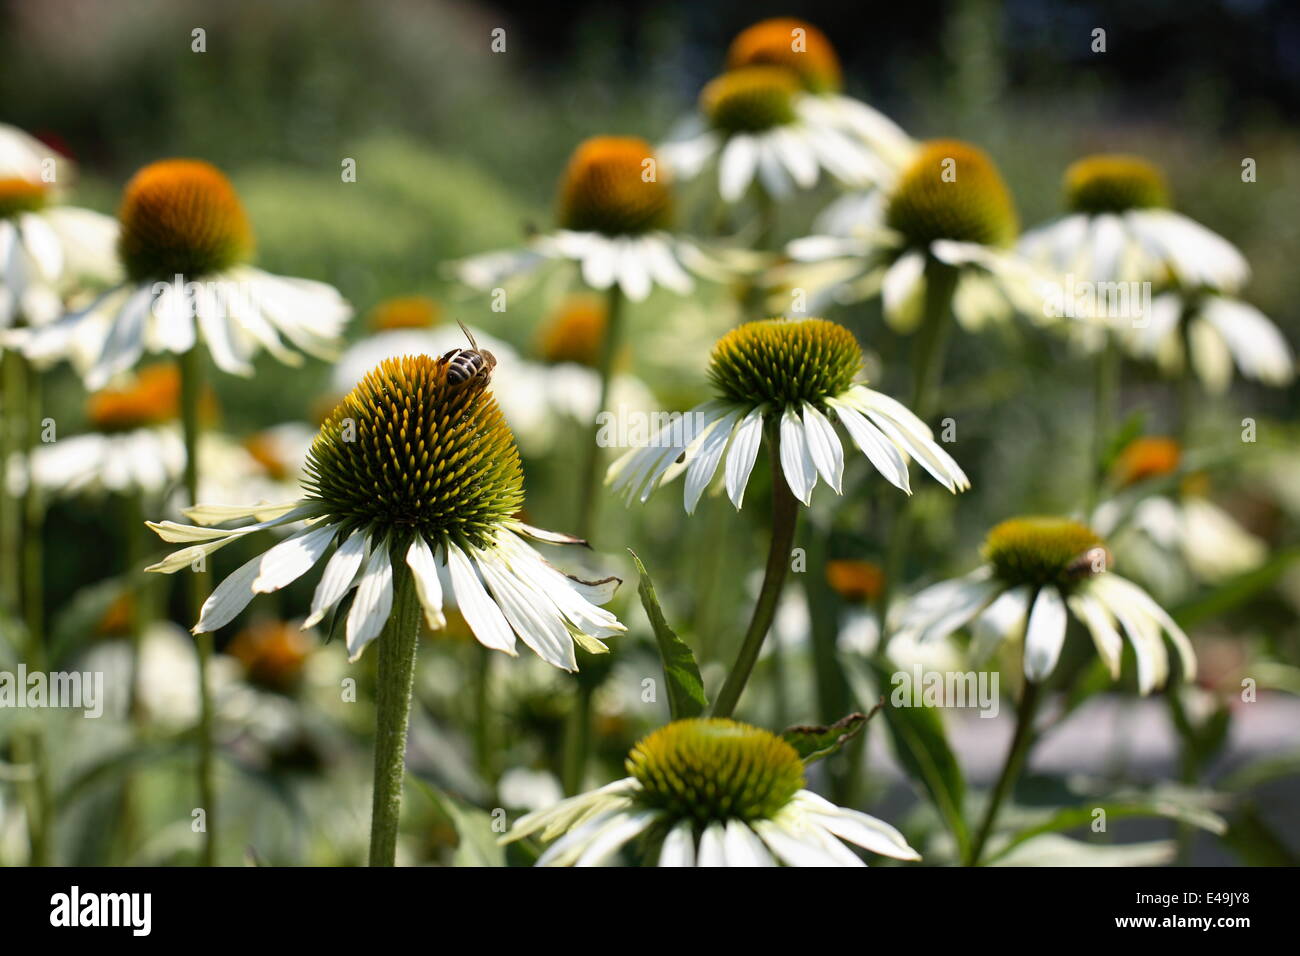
[718,134,759,202]
[658,820,697,867]
[405,534,446,631]
[252,521,338,594]
[683,408,741,514]
[826,397,910,493]
[345,538,394,662]
[719,405,765,509]
[303,529,368,628]
[194,551,265,633]
[475,548,577,671]
[881,251,925,332]
[1068,591,1123,679]
[697,821,728,867]
[791,791,921,860]
[446,541,517,655]
[778,405,817,505]
[1023,586,1068,683]
[723,819,776,866]
[800,402,844,494]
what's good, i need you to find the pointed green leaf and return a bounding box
[630,550,707,719]
[782,706,880,764]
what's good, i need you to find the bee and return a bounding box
[441,320,497,387]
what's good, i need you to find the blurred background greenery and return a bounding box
[0,0,1297,865]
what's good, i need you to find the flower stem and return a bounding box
[179,346,217,866]
[711,426,800,719]
[473,642,497,803]
[967,678,1043,866]
[560,683,593,796]
[368,558,422,866]
[1,349,22,614]
[575,283,624,541]
[877,257,959,650]
[21,355,44,670]
[1085,335,1120,515]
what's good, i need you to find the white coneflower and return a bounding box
[1123,288,1294,392]
[26,159,351,387]
[145,353,626,671]
[1020,155,1247,291]
[660,65,886,205]
[724,18,916,171]
[449,137,705,303]
[607,317,970,513]
[0,138,118,332]
[1019,154,1293,390]
[780,139,1043,329]
[503,718,921,867]
[1093,437,1266,590]
[893,516,1195,694]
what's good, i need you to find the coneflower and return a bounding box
[145,353,626,864]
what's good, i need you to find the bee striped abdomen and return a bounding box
[441,348,497,387]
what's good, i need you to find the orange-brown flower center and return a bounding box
[86,363,183,431]
[556,136,673,236]
[367,296,443,332]
[825,560,885,602]
[117,159,254,282]
[726,18,842,93]
[537,296,607,367]
[1111,437,1181,487]
[0,177,48,219]
[227,620,312,693]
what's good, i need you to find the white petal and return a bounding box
[1023,586,1068,683]
[723,820,776,866]
[657,821,696,867]
[778,405,817,505]
[683,408,741,514]
[800,402,844,494]
[252,522,337,593]
[718,135,758,202]
[1068,592,1123,679]
[194,552,264,633]
[476,550,576,671]
[723,405,766,509]
[446,542,517,655]
[881,251,925,332]
[346,538,394,661]
[826,397,911,493]
[303,529,367,628]
[405,534,446,631]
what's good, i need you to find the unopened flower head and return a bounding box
[894,514,1195,693]
[537,295,606,367]
[503,717,921,866]
[367,295,443,332]
[1064,154,1169,215]
[608,317,969,512]
[117,159,254,282]
[887,140,1018,249]
[86,362,182,432]
[726,17,842,93]
[147,353,625,668]
[825,559,885,603]
[303,354,523,551]
[557,136,673,237]
[1110,436,1181,488]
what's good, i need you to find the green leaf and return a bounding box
[1222,803,1300,866]
[1172,544,1300,629]
[867,659,969,861]
[985,797,1227,865]
[782,706,879,764]
[414,779,505,867]
[630,550,707,719]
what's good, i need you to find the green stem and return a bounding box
[877,257,959,649]
[1085,335,1120,515]
[575,284,624,542]
[473,642,497,802]
[1174,308,1196,444]
[711,427,800,719]
[368,559,423,866]
[180,346,217,866]
[967,678,1043,866]
[0,350,22,614]
[560,683,594,796]
[21,355,44,671]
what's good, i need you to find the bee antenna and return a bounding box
[456,319,478,350]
